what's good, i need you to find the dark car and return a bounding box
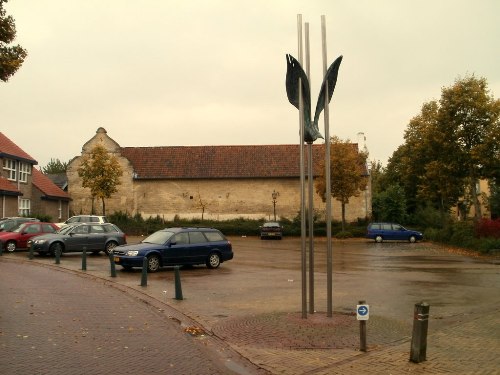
[366,222,423,243]
[0,217,40,232]
[259,221,283,240]
[0,222,59,252]
[113,227,233,272]
[28,223,126,256]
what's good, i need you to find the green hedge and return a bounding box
[107,211,368,238]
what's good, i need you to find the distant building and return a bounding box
[0,133,70,219]
[67,127,372,222]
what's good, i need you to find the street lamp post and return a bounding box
[272,190,279,221]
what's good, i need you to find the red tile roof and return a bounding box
[0,132,37,164]
[0,176,21,195]
[121,144,329,179]
[32,168,70,200]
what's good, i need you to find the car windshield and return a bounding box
[263,222,280,227]
[142,230,175,245]
[57,225,76,234]
[12,224,26,233]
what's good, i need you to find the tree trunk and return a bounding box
[341,202,346,232]
[102,197,106,216]
[470,179,481,220]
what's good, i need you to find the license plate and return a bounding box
[114,257,120,263]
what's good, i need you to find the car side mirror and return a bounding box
[169,241,176,246]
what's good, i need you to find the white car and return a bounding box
[56,215,108,228]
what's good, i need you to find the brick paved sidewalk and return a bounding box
[0,260,264,375]
[212,309,500,374]
[2,254,499,375]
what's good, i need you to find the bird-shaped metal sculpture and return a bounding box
[285,54,343,143]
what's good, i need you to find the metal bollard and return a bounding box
[109,252,117,277]
[410,302,430,363]
[140,256,148,286]
[358,300,367,352]
[55,247,61,264]
[0,241,3,256]
[81,247,87,271]
[174,266,183,300]
[28,243,34,260]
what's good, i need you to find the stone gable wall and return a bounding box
[66,128,372,221]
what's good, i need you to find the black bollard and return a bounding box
[55,247,61,264]
[0,241,3,256]
[81,247,87,271]
[28,243,34,260]
[410,302,430,363]
[140,256,148,286]
[109,252,117,277]
[174,266,183,300]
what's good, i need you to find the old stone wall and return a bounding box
[66,128,371,222]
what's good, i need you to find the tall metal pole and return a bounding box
[321,15,333,317]
[305,22,315,315]
[297,14,307,319]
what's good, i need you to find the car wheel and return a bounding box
[206,252,221,269]
[105,241,118,255]
[409,235,417,243]
[147,255,161,273]
[375,235,383,243]
[6,240,17,252]
[50,242,63,257]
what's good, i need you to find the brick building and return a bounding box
[0,133,70,220]
[67,127,372,222]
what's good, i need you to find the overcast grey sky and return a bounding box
[2,0,499,169]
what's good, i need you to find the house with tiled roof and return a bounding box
[66,128,371,221]
[0,133,70,219]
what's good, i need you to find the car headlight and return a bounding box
[34,239,46,244]
[126,250,139,256]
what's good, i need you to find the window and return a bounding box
[19,162,31,183]
[4,159,16,181]
[204,231,224,242]
[173,232,189,244]
[19,199,30,216]
[189,231,208,244]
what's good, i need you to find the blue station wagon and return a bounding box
[113,227,233,272]
[366,222,423,243]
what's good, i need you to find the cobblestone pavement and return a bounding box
[0,261,263,375]
[1,237,499,374]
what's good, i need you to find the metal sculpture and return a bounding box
[285,54,343,143]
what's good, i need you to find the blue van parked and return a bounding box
[366,222,423,243]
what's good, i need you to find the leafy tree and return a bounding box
[77,145,123,215]
[372,184,407,223]
[0,0,27,82]
[315,136,368,231]
[42,158,69,174]
[386,75,500,221]
[435,75,500,219]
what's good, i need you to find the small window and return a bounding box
[173,232,189,244]
[393,224,402,230]
[74,225,89,234]
[3,159,16,181]
[19,162,31,183]
[90,225,105,233]
[371,224,381,230]
[25,224,40,233]
[382,224,392,230]
[204,231,224,242]
[19,199,31,216]
[189,231,208,244]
